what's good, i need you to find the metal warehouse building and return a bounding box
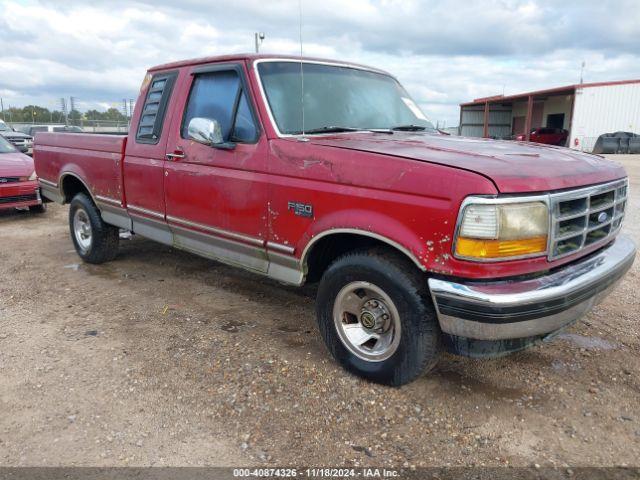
[459,79,640,152]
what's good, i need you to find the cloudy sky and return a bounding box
[1,0,639,126]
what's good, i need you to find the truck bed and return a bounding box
[34,132,127,205]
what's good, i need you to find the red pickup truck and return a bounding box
[34,54,636,385]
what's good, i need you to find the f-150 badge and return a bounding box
[287,201,313,218]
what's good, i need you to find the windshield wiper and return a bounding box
[291,126,361,135]
[391,124,428,131]
[291,126,393,135]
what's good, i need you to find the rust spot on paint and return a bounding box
[272,144,333,173]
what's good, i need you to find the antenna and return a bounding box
[298,0,306,139]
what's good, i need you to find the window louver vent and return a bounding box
[136,72,177,144]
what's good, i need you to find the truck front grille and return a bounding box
[0,193,38,204]
[549,179,628,260]
[0,177,21,184]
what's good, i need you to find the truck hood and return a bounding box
[309,133,626,193]
[0,151,34,177]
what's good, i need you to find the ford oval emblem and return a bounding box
[597,211,608,223]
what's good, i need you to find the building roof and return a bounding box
[461,78,640,107]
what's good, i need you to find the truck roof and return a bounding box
[148,53,390,76]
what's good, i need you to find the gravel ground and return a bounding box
[0,155,639,468]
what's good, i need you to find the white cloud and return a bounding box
[0,0,639,125]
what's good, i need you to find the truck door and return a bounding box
[163,63,270,273]
[123,71,178,243]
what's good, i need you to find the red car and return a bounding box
[516,127,569,146]
[34,54,635,385]
[0,134,44,212]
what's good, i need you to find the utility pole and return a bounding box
[0,97,4,121]
[70,96,81,127]
[254,32,265,53]
[60,98,68,125]
[580,61,586,84]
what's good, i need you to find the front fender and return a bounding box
[299,209,435,272]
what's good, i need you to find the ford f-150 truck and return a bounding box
[34,54,636,386]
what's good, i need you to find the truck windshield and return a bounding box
[0,135,16,153]
[257,61,435,135]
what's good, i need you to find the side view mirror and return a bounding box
[187,117,235,150]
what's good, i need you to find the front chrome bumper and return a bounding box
[428,235,636,341]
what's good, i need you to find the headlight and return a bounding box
[28,171,37,181]
[455,200,548,260]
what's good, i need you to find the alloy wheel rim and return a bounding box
[333,281,401,362]
[73,208,92,252]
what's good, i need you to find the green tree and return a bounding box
[104,107,127,121]
[2,104,128,125]
[68,109,82,125]
[85,109,102,121]
[22,105,52,123]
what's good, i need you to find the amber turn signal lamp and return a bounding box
[455,236,547,259]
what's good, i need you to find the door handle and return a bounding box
[166,151,185,161]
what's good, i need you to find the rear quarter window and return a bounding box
[136,71,178,144]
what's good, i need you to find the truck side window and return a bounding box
[233,94,257,142]
[136,71,177,144]
[182,70,257,143]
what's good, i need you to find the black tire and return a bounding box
[316,249,441,386]
[29,203,47,214]
[69,193,119,264]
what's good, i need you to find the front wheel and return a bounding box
[69,193,119,264]
[316,249,441,386]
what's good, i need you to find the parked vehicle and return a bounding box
[0,120,33,154]
[34,55,635,385]
[0,135,44,212]
[19,124,84,137]
[516,127,569,146]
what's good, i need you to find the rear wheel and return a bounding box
[69,193,119,264]
[316,249,441,386]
